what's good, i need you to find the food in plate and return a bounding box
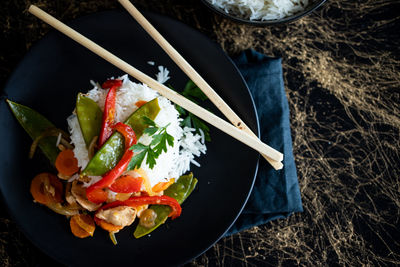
[207,0,312,21]
[7,69,209,244]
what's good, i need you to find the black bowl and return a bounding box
[201,0,326,26]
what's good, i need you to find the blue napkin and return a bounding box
[225,50,303,236]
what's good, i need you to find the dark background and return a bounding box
[1,0,399,266]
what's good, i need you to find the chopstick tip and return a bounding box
[275,162,284,170]
[28,4,35,11]
[28,4,39,15]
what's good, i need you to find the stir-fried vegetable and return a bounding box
[46,202,80,216]
[135,100,147,108]
[76,93,102,147]
[131,168,156,196]
[109,232,118,245]
[82,98,160,176]
[99,195,181,219]
[86,123,136,204]
[29,127,71,159]
[30,172,63,205]
[98,79,122,147]
[152,178,175,193]
[70,214,96,238]
[7,100,60,164]
[139,209,158,228]
[134,173,197,238]
[94,216,124,232]
[109,175,143,193]
[55,149,79,176]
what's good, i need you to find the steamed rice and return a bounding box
[68,71,206,188]
[208,0,311,21]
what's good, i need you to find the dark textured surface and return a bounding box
[1,0,399,266]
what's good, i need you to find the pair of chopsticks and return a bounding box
[28,2,284,170]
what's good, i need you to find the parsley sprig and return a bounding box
[170,80,211,142]
[128,116,174,170]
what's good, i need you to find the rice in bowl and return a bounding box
[207,0,314,21]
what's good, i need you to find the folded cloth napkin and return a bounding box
[225,50,303,236]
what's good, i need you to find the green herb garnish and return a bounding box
[170,80,211,142]
[128,116,174,170]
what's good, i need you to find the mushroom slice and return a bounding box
[96,206,136,227]
[71,181,101,211]
[65,182,77,205]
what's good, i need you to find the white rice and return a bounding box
[68,114,90,169]
[208,0,310,21]
[155,66,170,84]
[68,71,206,187]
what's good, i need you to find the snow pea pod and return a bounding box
[134,173,198,238]
[7,100,60,164]
[76,93,102,147]
[82,98,160,176]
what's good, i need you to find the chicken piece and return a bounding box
[71,181,101,211]
[96,206,136,227]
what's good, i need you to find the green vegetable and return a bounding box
[109,232,118,245]
[181,113,210,142]
[128,116,174,170]
[164,173,195,204]
[134,173,198,238]
[76,93,102,147]
[182,80,208,102]
[7,100,60,164]
[81,98,160,176]
[170,80,211,141]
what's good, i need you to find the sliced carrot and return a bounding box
[152,178,175,193]
[74,214,95,236]
[30,173,63,205]
[70,215,91,238]
[135,100,147,108]
[55,149,79,176]
[133,168,155,196]
[94,216,123,232]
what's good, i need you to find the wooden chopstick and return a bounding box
[28,5,283,164]
[118,0,283,170]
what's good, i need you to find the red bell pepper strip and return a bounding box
[86,149,134,203]
[102,79,123,89]
[86,187,108,204]
[86,123,136,204]
[98,79,123,147]
[112,122,137,148]
[109,175,143,193]
[98,195,182,219]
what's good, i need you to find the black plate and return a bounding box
[0,10,259,266]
